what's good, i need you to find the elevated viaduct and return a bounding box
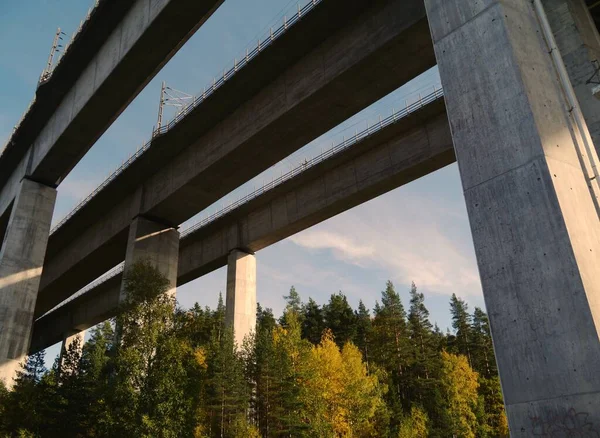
[3,0,600,433]
[35,0,435,317]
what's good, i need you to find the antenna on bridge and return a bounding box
[156,81,193,131]
[40,28,66,83]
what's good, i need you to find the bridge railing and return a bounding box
[40,88,444,320]
[49,0,323,236]
[180,87,444,238]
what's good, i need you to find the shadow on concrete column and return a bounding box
[545,0,600,155]
[0,178,56,388]
[226,249,256,349]
[426,0,600,433]
[119,216,179,303]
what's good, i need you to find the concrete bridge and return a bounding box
[2,0,600,433]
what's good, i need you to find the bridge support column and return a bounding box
[544,0,600,154]
[120,217,179,302]
[59,330,85,372]
[226,250,256,348]
[426,0,600,433]
[0,178,56,388]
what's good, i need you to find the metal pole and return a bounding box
[157,81,166,130]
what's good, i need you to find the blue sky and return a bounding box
[1,0,486,358]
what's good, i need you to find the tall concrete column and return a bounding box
[59,330,85,373]
[0,178,56,387]
[226,250,256,348]
[120,216,179,302]
[545,0,600,154]
[426,0,600,433]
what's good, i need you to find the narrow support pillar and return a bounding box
[0,178,56,388]
[226,250,256,348]
[426,0,600,433]
[120,216,179,302]
[59,330,85,372]
[545,0,600,154]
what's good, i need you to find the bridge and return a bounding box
[2,0,600,432]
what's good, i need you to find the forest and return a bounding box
[0,261,508,437]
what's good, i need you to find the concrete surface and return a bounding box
[36,0,435,317]
[545,0,600,155]
[120,216,179,302]
[30,97,454,353]
[0,179,57,388]
[226,250,256,348]
[58,330,85,372]
[426,0,600,432]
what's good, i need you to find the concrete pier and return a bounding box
[0,178,56,387]
[59,330,85,373]
[226,250,256,348]
[426,0,600,433]
[545,0,600,154]
[120,216,179,302]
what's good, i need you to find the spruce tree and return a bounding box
[449,294,473,364]
[323,292,356,347]
[354,300,373,367]
[302,298,325,344]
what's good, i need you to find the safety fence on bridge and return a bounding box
[39,87,444,320]
[0,0,103,158]
[49,0,323,236]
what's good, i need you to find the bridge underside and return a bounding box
[30,97,453,353]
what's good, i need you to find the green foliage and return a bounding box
[398,406,429,438]
[0,277,508,437]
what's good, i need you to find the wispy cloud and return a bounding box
[289,190,482,298]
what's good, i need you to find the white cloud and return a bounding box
[289,189,483,298]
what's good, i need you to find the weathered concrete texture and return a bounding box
[30,99,455,354]
[35,0,435,317]
[120,217,179,302]
[226,250,256,348]
[0,0,223,224]
[545,0,600,156]
[426,0,600,433]
[0,179,56,387]
[59,330,85,372]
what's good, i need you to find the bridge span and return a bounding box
[35,0,435,317]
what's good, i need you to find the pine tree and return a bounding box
[354,300,373,367]
[323,292,356,347]
[449,294,473,364]
[372,281,410,427]
[408,283,434,381]
[302,298,325,344]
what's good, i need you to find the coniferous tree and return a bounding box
[354,300,373,368]
[372,281,410,428]
[302,298,325,345]
[449,294,473,364]
[323,293,356,347]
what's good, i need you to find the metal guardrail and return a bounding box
[0,1,102,159]
[49,0,323,236]
[180,87,444,238]
[40,88,444,319]
[39,0,102,85]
